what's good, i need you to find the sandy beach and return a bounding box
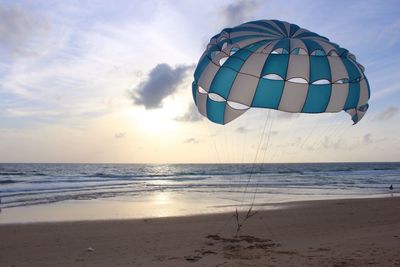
[0,197,399,266]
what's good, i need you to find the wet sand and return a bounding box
[1,197,399,266]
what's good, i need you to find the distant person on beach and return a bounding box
[389,184,393,190]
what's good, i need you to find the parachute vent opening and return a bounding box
[287,77,308,84]
[271,48,288,54]
[218,35,227,43]
[290,47,308,55]
[230,47,239,56]
[208,93,226,102]
[210,51,220,60]
[328,50,339,56]
[219,57,228,66]
[334,78,349,84]
[198,86,208,94]
[312,79,330,85]
[263,73,284,80]
[358,104,369,112]
[227,101,249,110]
[311,49,326,56]
[350,77,362,83]
[338,49,348,57]
[219,31,229,38]
[348,53,357,61]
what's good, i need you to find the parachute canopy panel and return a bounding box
[192,19,370,125]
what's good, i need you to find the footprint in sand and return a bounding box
[184,255,202,262]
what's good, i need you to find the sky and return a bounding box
[0,0,399,163]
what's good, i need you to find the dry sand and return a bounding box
[1,197,400,266]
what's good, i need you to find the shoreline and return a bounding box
[1,197,399,266]
[0,193,398,225]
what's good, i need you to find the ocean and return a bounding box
[0,162,399,223]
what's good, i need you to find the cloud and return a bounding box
[306,133,387,151]
[375,106,399,121]
[0,5,50,57]
[221,0,261,26]
[131,64,193,109]
[114,132,126,139]
[372,84,400,100]
[174,103,203,122]
[377,18,400,48]
[184,138,199,144]
[322,136,347,150]
[305,136,350,151]
[306,136,359,151]
[363,133,372,144]
[362,133,386,145]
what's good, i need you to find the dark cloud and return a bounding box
[0,5,50,56]
[363,133,372,144]
[131,64,193,109]
[174,103,203,122]
[184,138,199,144]
[114,132,126,139]
[221,0,261,26]
[376,106,399,121]
[362,133,386,145]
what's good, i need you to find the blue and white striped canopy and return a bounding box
[192,19,370,125]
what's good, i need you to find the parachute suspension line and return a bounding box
[268,114,294,163]
[290,116,320,162]
[307,115,341,152]
[233,121,248,204]
[250,112,275,209]
[235,110,270,235]
[240,110,270,204]
[230,117,253,233]
[299,119,319,150]
[201,118,233,234]
[308,115,345,153]
[282,115,303,162]
[306,114,348,154]
[200,119,239,236]
[319,117,351,151]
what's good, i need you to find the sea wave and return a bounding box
[0,162,399,209]
[0,172,26,176]
[0,179,18,184]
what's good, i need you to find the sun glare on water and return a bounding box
[153,191,171,205]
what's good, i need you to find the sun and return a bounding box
[129,98,185,134]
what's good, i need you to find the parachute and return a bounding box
[192,19,370,125]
